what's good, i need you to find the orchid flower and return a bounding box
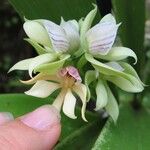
[24,18,80,54]
[77,6,144,122]
[8,18,81,76]
[79,5,137,63]
[8,4,144,123]
[21,66,87,121]
[85,62,144,122]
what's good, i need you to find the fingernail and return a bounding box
[0,112,14,124]
[20,105,61,130]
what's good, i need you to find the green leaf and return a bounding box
[0,94,98,141]
[9,0,97,23]
[55,121,103,150]
[112,0,145,75]
[92,105,150,150]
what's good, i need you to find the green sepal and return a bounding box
[24,38,47,55]
[105,83,119,123]
[85,70,97,101]
[8,58,33,73]
[95,79,108,110]
[94,47,137,64]
[29,53,57,77]
[80,4,97,52]
[34,54,70,74]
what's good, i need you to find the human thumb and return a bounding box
[0,105,61,150]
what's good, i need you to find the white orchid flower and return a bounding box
[84,61,144,122]
[23,18,80,54]
[21,66,87,121]
[80,5,137,64]
[84,55,144,122]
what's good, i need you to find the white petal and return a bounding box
[85,70,97,101]
[60,20,80,52]
[29,53,57,77]
[86,21,120,55]
[105,61,124,72]
[23,21,51,47]
[73,83,87,122]
[8,58,33,73]
[20,72,60,85]
[25,80,60,98]
[95,79,108,110]
[94,47,137,64]
[100,14,116,24]
[43,20,69,52]
[63,89,77,119]
[105,75,144,93]
[105,84,119,123]
[53,89,66,112]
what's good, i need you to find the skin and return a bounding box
[0,105,61,150]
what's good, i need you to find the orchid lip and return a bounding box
[59,66,82,82]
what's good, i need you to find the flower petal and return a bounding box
[85,53,128,78]
[25,80,60,98]
[85,70,97,101]
[104,61,124,72]
[8,58,33,73]
[100,13,116,24]
[105,75,144,93]
[104,62,144,92]
[23,21,51,47]
[95,79,108,110]
[81,4,97,38]
[105,84,119,123]
[86,21,120,55]
[120,62,144,85]
[94,47,137,64]
[34,54,70,74]
[43,20,69,52]
[63,89,77,119]
[60,19,80,53]
[80,4,97,51]
[20,72,61,85]
[73,83,87,122]
[24,38,47,55]
[29,53,57,77]
[52,89,66,111]
[59,66,82,81]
